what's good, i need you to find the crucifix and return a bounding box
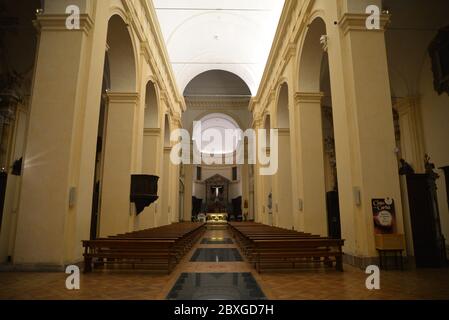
[212,186,221,202]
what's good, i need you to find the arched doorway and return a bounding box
[263,114,273,226]
[296,17,339,236]
[95,14,138,237]
[136,80,160,229]
[274,82,294,229]
[160,115,172,226]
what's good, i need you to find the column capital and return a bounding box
[278,128,290,135]
[294,92,324,104]
[394,96,421,114]
[339,13,390,35]
[143,128,161,136]
[34,14,94,35]
[105,92,139,104]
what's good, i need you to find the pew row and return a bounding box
[82,222,206,274]
[228,222,345,272]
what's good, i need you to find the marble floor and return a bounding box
[190,248,243,262]
[1,228,449,300]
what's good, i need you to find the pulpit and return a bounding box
[130,175,159,215]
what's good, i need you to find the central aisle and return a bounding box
[161,227,268,300]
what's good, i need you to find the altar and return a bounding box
[206,213,228,223]
[206,213,228,229]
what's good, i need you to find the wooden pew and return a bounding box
[228,222,345,272]
[82,222,205,273]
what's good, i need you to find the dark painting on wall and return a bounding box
[429,25,449,96]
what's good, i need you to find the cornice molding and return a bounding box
[185,96,251,110]
[34,14,93,35]
[248,97,258,113]
[282,43,297,63]
[160,90,169,103]
[339,13,390,35]
[277,128,290,134]
[268,90,276,103]
[295,92,324,104]
[254,0,303,105]
[144,128,161,136]
[105,92,140,103]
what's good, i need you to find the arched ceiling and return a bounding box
[184,70,251,96]
[153,0,285,96]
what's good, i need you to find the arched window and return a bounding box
[193,113,241,155]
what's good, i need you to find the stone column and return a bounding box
[169,159,180,223]
[241,163,249,221]
[13,10,103,268]
[294,92,327,236]
[183,164,193,222]
[99,92,139,237]
[241,140,250,221]
[251,118,262,224]
[325,10,405,265]
[395,97,425,173]
[159,146,172,226]
[137,128,162,229]
[273,128,294,229]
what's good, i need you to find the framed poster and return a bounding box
[372,198,396,234]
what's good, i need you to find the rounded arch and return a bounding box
[179,65,256,96]
[144,80,160,129]
[190,110,245,134]
[106,13,137,92]
[182,69,253,97]
[297,16,328,92]
[275,80,290,129]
